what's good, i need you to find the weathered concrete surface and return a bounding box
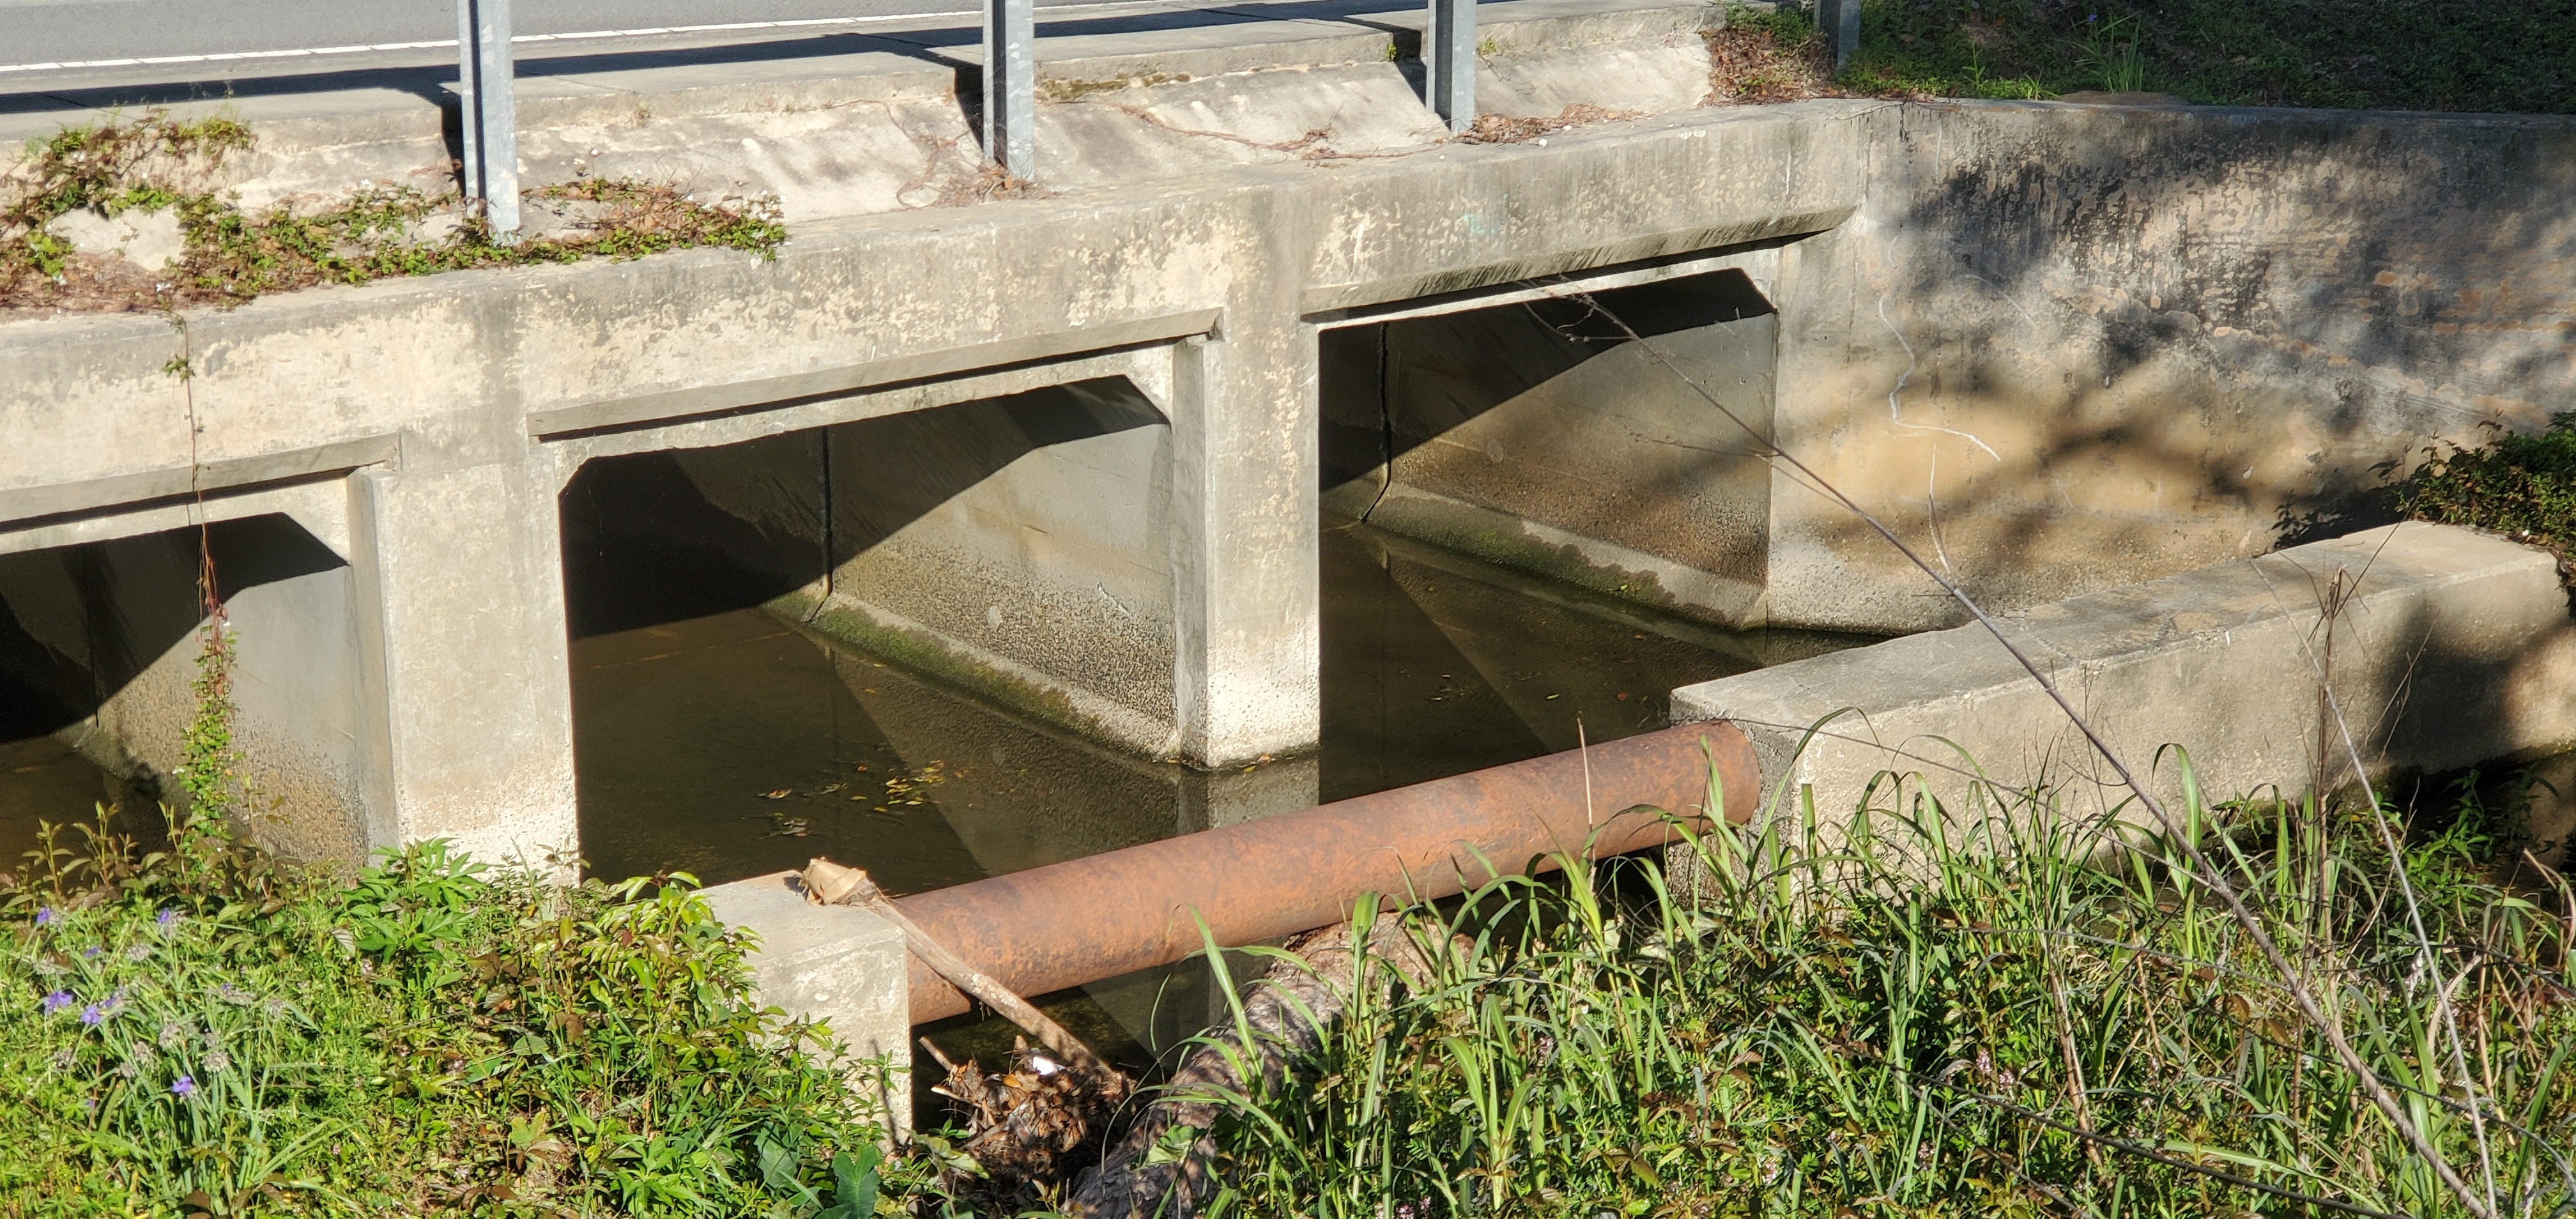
[0,512,382,866]
[6,27,2573,865]
[1769,103,2576,634]
[1671,523,2576,831]
[0,0,1738,226]
[699,871,912,1135]
[1322,264,1781,626]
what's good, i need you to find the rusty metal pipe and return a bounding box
[895,720,1757,1023]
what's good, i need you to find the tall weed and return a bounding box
[1180,762,2576,1216]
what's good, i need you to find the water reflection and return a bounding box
[1321,518,1868,801]
[0,737,121,871]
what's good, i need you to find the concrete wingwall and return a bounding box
[1771,103,2576,634]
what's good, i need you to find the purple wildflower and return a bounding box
[33,907,56,928]
[156,907,178,930]
[80,1003,103,1025]
[82,946,101,960]
[40,990,73,1015]
[171,1075,196,1098]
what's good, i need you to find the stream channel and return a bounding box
[0,515,1870,1107]
[568,516,1869,1100]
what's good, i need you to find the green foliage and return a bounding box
[1183,760,2576,1216]
[0,815,920,1216]
[2404,411,2576,566]
[2,114,252,286]
[1837,0,2576,112]
[177,620,243,823]
[4,111,786,310]
[1724,1,1818,43]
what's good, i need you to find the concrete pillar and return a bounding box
[1167,311,1321,768]
[349,463,577,868]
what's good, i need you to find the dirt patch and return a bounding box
[1703,24,1866,104]
[1038,71,1192,103]
[1457,103,1644,144]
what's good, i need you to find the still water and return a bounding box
[569,518,1869,1082]
[0,736,137,875]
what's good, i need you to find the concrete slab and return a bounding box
[1672,523,2576,836]
[700,870,913,1135]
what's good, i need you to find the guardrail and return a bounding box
[446,0,1487,231]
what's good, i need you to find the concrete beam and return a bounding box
[1671,523,2576,832]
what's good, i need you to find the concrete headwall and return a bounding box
[6,23,2574,864]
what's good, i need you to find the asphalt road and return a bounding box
[0,0,1131,72]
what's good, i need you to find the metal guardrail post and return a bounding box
[984,0,1036,176]
[456,0,520,236]
[1815,0,1860,69]
[1425,0,1476,132]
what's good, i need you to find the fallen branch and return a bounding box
[801,857,1122,1089]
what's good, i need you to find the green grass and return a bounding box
[2403,411,2576,575]
[1837,0,2576,112]
[1,813,920,1216]
[1174,760,2576,1216]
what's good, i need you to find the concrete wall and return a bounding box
[804,378,1183,755]
[1322,268,1780,626]
[1770,103,2576,634]
[6,52,2573,864]
[0,514,379,864]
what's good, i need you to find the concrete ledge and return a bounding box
[0,433,399,530]
[528,308,1220,439]
[1672,523,2576,825]
[1340,482,1768,627]
[700,870,913,1135]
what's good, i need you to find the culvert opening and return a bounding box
[1317,268,1873,799]
[558,376,1235,1091]
[0,514,351,866]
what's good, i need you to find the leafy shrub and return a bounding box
[2405,411,2576,569]
[0,811,918,1216]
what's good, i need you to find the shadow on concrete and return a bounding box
[0,514,344,740]
[561,376,1162,639]
[1319,270,1775,489]
[1785,104,2576,629]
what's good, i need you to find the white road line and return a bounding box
[0,0,1196,75]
